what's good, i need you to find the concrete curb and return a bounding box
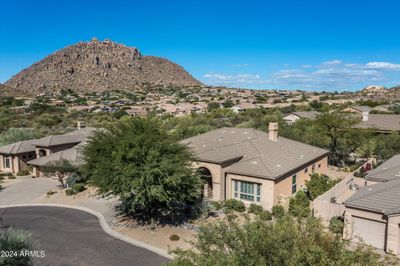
[0,203,173,259]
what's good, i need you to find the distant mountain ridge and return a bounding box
[5,38,202,96]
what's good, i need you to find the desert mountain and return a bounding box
[5,38,202,96]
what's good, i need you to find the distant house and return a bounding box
[355,113,400,133]
[344,154,400,255]
[343,105,372,114]
[182,123,329,210]
[0,140,37,174]
[283,111,320,125]
[372,103,400,113]
[0,122,96,177]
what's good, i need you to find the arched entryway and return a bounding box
[197,167,213,199]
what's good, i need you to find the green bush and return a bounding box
[224,199,246,212]
[65,188,76,195]
[272,205,285,218]
[329,216,344,234]
[258,210,272,221]
[7,175,16,179]
[16,169,30,176]
[209,201,223,211]
[72,183,86,193]
[0,228,34,266]
[248,203,263,214]
[305,173,341,200]
[169,234,180,241]
[288,190,311,218]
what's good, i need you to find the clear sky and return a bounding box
[1,0,400,91]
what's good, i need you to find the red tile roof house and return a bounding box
[343,154,400,256]
[181,122,329,210]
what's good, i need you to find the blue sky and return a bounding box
[1,0,400,91]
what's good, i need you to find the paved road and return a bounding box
[0,177,58,205]
[0,206,169,266]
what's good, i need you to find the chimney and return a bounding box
[362,112,369,121]
[77,121,86,129]
[268,122,279,141]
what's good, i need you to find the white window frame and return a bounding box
[233,180,261,202]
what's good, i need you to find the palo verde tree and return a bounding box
[82,117,202,222]
[42,159,78,188]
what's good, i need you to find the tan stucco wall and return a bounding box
[275,156,328,206]
[387,215,400,255]
[226,173,275,210]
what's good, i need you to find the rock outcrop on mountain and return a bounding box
[5,38,202,96]
[0,84,11,95]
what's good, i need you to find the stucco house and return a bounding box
[343,105,372,114]
[343,154,400,255]
[283,111,320,125]
[182,122,329,210]
[0,139,37,174]
[0,123,95,177]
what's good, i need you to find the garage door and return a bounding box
[351,217,386,250]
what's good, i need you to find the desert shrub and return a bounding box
[72,183,86,193]
[65,188,76,196]
[272,205,285,218]
[288,190,311,218]
[248,203,263,214]
[169,234,180,241]
[46,190,56,196]
[8,175,16,179]
[329,216,344,234]
[258,210,272,221]
[16,169,30,176]
[209,201,223,211]
[224,199,246,212]
[169,215,400,266]
[0,228,34,266]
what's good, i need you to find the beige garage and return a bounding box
[351,216,386,249]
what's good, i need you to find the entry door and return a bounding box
[352,217,386,250]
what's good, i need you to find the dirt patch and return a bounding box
[113,225,196,252]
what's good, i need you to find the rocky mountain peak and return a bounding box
[5,39,201,96]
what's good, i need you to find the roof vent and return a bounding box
[276,164,281,167]
[396,172,400,177]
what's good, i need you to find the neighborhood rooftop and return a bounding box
[356,114,400,132]
[182,127,328,180]
[0,139,36,154]
[366,154,400,182]
[28,144,85,167]
[345,178,400,215]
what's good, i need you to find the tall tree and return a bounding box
[83,117,202,221]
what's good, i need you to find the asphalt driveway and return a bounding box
[0,206,169,266]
